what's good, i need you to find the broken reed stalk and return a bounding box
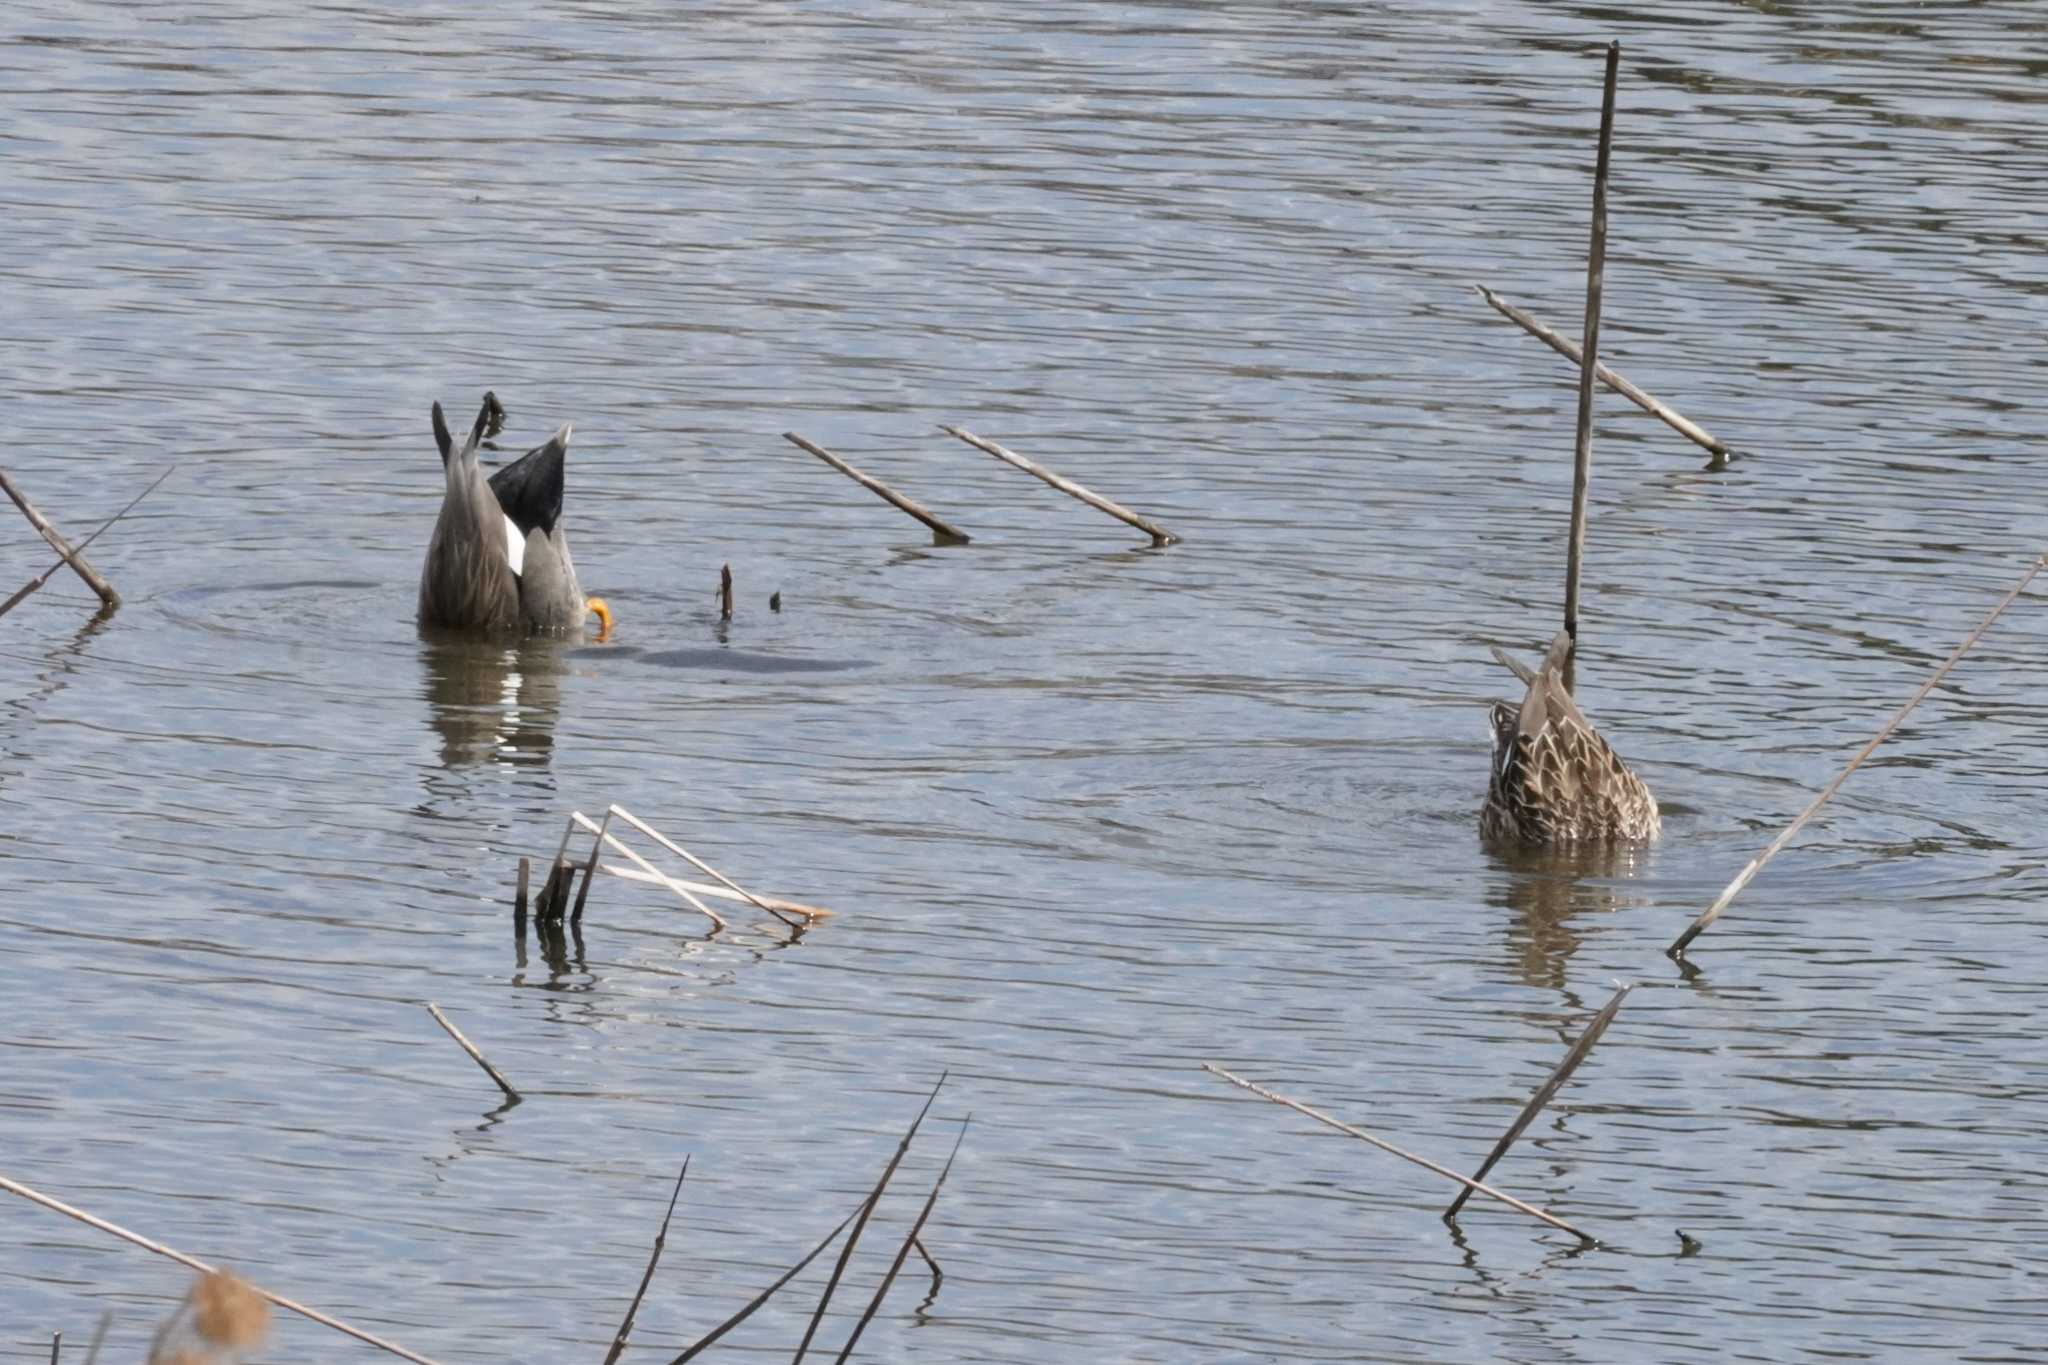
[720,564,733,621]
[425,1003,520,1102]
[599,862,831,921]
[0,1172,445,1365]
[572,807,614,927]
[1562,39,1621,688]
[834,1119,967,1364]
[1475,287,1731,463]
[791,1074,948,1365]
[601,1159,689,1365]
[0,470,122,609]
[607,804,810,929]
[569,811,729,930]
[1201,1064,1592,1242]
[940,425,1180,546]
[1445,982,1633,1219]
[48,1331,58,1365]
[515,856,530,921]
[81,1315,108,1365]
[1670,552,2048,959]
[785,432,972,545]
[667,1205,861,1364]
[0,465,174,622]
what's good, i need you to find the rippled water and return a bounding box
[6,3,2048,1361]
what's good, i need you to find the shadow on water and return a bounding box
[1481,840,1657,994]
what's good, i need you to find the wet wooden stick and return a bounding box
[1670,553,2047,959]
[608,803,812,927]
[1,465,173,621]
[785,432,971,545]
[719,564,733,621]
[48,1331,58,1365]
[571,811,728,930]
[1563,39,1620,684]
[571,807,613,926]
[1446,982,1632,1218]
[0,1172,446,1365]
[1202,1064,1592,1242]
[0,470,123,609]
[1476,287,1731,462]
[426,1003,519,1102]
[940,425,1179,546]
[515,856,531,920]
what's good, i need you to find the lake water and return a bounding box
[5,3,2048,1361]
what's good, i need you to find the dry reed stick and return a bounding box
[48,1331,58,1365]
[1670,553,2047,959]
[607,804,813,928]
[1201,1064,1592,1242]
[599,864,831,919]
[0,470,121,608]
[0,1173,445,1365]
[792,1074,948,1364]
[1563,39,1621,690]
[602,1159,688,1365]
[834,1118,968,1363]
[570,812,727,930]
[0,465,173,621]
[425,1004,520,1102]
[1475,287,1731,462]
[1446,982,1632,1218]
[940,425,1179,546]
[785,432,972,545]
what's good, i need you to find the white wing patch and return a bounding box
[504,514,527,577]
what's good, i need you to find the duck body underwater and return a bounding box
[417,391,611,637]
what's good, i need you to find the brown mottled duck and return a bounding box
[1481,631,1659,845]
[417,392,612,637]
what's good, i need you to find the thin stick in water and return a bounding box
[1670,553,2047,959]
[426,1003,520,1102]
[571,811,728,930]
[0,1172,445,1365]
[0,470,122,608]
[1475,287,1731,463]
[80,1315,108,1365]
[602,1159,689,1365]
[515,856,531,921]
[1446,982,1632,1218]
[1562,40,1621,692]
[940,425,1179,546]
[608,804,808,929]
[48,1332,59,1365]
[720,564,733,621]
[785,432,972,545]
[0,465,173,621]
[666,1206,860,1364]
[834,1118,968,1363]
[1201,1064,1592,1242]
[599,862,830,919]
[792,1074,948,1364]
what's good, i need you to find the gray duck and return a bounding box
[417,392,612,637]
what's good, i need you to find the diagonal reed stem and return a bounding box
[1563,39,1620,693]
[1202,1064,1592,1242]
[425,1004,519,1102]
[1446,983,1632,1218]
[834,1119,968,1363]
[665,1205,860,1364]
[0,1172,445,1364]
[791,1074,948,1363]
[603,1159,689,1365]
[1670,553,2048,959]
[785,433,971,545]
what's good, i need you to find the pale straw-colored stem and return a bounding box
[1670,554,2048,959]
[0,1173,445,1365]
[0,470,121,607]
[1201,1064,1592,1242]
[570,811,727,930]
[607,804,806,927]
[785,432,971,545]
[941,425,1179,546]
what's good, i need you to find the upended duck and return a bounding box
[1481,631,1659,845]
[417,392,611,637]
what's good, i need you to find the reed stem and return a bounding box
[785,432,972,544]
[1563,40,1620,691]
[940,425,1179,546]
